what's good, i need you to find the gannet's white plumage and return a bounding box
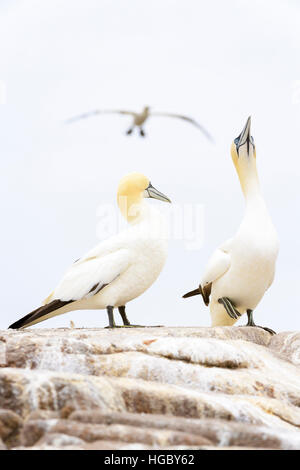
[66,106,213,141]
[183,117,279,331]
[9,173,171,329]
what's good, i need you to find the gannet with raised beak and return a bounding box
[66,106,213,141]
[183,117,279,334]
[9,173,171,329]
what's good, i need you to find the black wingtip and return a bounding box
[8,320,24,330]
[8,310,40,330]
[8,299,73,330]
[8,309,40,329]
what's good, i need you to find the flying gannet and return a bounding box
[9,173,171,329]
[66,106,213,141]
[183,117,279,334]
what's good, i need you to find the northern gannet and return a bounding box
[9,173,171,329]
[183,117,279,334]
[66,106,213,141]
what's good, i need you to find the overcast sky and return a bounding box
[0,0,299,331]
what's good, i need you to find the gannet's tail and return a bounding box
[8,299,73,329]
[182,284,211,306]
[182,288,200,298]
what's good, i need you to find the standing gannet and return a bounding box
[9,173,171,329]
[66,106,213,141]
[183,117,279,334]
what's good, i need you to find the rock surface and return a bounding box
[0,326,300,450]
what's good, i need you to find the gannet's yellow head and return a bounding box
[231,117,258,194]
[117,172,171,222]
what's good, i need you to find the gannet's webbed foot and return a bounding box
[126,127,134,135]
[139,128,146,137]
[245,309,276,335]
[218,297,242,320]
[129,324,164,328]
[120,324,147,328]
[105,325,141,328]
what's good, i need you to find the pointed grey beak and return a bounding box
[239,116,251,147]
[144,183,171,203]
[235,116,252,155]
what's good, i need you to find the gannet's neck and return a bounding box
[142,107,149,118]
[236,159,263,207]
[130,201,158,225]
[118,197,166,241]
[118,193,143,223]
[235,158,272,231]
[235,159,273,236]
[118,195,157,225]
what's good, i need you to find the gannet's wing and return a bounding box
[201,248,230,286]
[150,112,214,142]
[65,109,135,124]
[9,249,131,329]
[53,249,131,301]
[183,248,230,304]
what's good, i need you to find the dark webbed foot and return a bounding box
[125,325,164,328]
[126,127,134,135]
[105,324,163,329]
[104,325,141,329]
[218,297,241,320]
[244,309,276,335]
[120,325,147,328]
[139,128,146,137]
[258,326,276,335]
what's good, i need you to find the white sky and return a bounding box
[0,0,299,331]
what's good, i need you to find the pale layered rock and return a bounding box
[0,326,300,450]
[0,368,125,418]
[22,418,212,448]
[35,432,86,448]
[0,409,23,448]
[269,332,300,366]
[12,445,83,450]
[69,410,300,450]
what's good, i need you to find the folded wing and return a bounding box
[201,248,231,287]
[53,249,131,301]
[9,249,131,329]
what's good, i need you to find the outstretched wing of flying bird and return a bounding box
[65,109,135,124]
[150,112,214,142]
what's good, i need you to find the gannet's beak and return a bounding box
[144,183,171,203]
[235,116,253,156]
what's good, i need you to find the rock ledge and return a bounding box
[0,326,300,450]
